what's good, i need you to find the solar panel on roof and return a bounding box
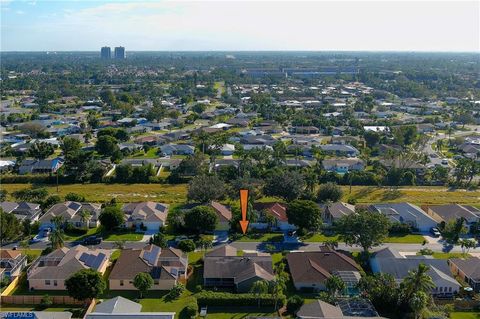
[85,254,96,267]
[151,266,162,279]
[79,252,89,262]
[143,246,161,265]
[90,253,106,269]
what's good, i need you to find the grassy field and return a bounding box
[3,183,188,204]
[341,186,480,207]
[3,184,480,207]
[449,312,480,319]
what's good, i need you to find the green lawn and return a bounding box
[450,311,480,319]
[203,307,277,319]
[235,233,283,242]
[385,234,425,244]
[431,252,469,259]
[64,227,144,242]
[302,233,339,243]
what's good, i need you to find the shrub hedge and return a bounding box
[196,291,285,307]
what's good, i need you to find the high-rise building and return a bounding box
[114,46,126,59]
[100,46,111,59]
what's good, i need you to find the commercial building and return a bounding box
[100,46,111,59]
[114,46,126,59]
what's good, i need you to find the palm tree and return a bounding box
[325,275,346,298]
[49,228,65,249]
[78,210,91,229]
[51,216,64,230]
[401,263,434,301]
[250,280,269,307]
[269,278,286,311]
[409,291,429,319]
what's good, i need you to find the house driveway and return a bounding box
[213,231,229,244]
[141,230,157,242]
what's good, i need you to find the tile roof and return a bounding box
[286,249,360,285]
[449,257,480,280]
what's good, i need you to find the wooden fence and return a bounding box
[1,295,85,305]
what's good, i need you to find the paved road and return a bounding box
[3,239,478,254]
[231,241,478,253]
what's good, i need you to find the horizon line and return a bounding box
[1,49,479,54]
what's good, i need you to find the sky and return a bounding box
[1,0,479,52]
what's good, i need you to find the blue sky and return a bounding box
[1,0,479,51]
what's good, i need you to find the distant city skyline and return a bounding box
[1,0,479,52]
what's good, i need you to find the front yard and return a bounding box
[449,311,480,319]
[234,233,284,242]
[63,226,144,242]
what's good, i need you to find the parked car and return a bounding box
[441,158,449,165]
[430,227,441,237]
[83,236,102,245]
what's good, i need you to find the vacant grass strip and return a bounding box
[342,186,480,206]
[3,183,188,204]
[449,311,480,319]
[235,233,284,242]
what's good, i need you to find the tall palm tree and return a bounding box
[51,216,64,230]
[78,210,91,229]
[250,280,269,307]
[401,263,434,301]
[325,275,346,298]
[49,228,65,249]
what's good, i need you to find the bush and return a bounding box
[39,294,53,309]
[419,248,434,255]
[178,239,196,253]
[389,222,413,235]
[64,192,86,202]
[166,284,185,300]
[182,301,198,318]
[196,291,285,308]
[287,295,304,314]
[317,182,343,203]
[64,224,88,236]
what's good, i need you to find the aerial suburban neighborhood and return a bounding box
[1,1,480,318]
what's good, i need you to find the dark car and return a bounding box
[83,236,102,245]
[430,227,441,237]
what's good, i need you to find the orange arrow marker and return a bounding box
[239,189,249,234]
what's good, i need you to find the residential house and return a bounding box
[122,202,169,231]
[322,158,365,173]
[297,299,384,319]
[39,202,102,229]
[203,245,274,292]
[370,247,460,297]
[209,201,232,231]
[220,144,235,156]
[289,126,320,134]
[320,144,359,157]
[160,144,195,156]
[0,249,28,279]
[109,245,187,290]
[86,296,175,319]
[0,201,42,221]
[424,204,480,225]
[251,202,296,231]
[322,202,355,225]
[286,247,362,292]
[27,245,111,290]
[448,257,480,292]
[18,158,64,175]
[368,203,440,232]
